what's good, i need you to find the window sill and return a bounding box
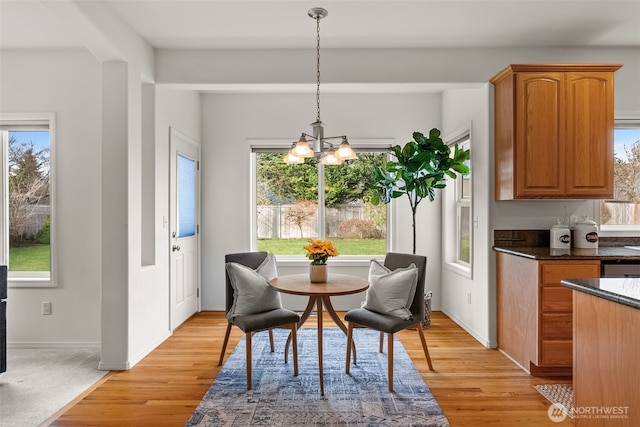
[599,226,640,238]
[8,274,55,288]
[275,255,382,268]
[443,261,472,279]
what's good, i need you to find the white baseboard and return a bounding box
[128,330,172,368]
[97,360,130,371]
[7,341,101,349]
[96,330,172,371]
[440,308,497,348]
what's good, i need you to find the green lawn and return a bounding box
[257,238,386,256]
[9,244,50,271]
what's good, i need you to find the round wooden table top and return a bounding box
[269,273,369,297]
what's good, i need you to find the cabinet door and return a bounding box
[565,71,615,197]
[537,261,599,369]
[515,73,565,197]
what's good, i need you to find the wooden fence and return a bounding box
[257,204,386,239]
[602,201,640,225]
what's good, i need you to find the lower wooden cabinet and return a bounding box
[497,252,600,376]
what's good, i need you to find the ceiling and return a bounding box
[1,0,639,51]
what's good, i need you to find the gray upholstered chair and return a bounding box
[345,252,433,391]
[218,252,300,390]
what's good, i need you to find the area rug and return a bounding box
[534,383,574,419]
[187,328,449,426]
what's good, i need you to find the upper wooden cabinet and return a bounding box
[491,64,622,200]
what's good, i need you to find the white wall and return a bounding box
[2,43,638,359]
[1,49,102,345]
[440,86,494,346]
[100,66,202,369]
[0,48,202,370]
[200,92,443,311]
[125,86,200,363]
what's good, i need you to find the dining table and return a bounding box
[269,273,369,396]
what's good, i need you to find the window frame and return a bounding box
[599,118,640,236]
[442,126,473,279]
[0,112,57,288]
[249,138,395,264]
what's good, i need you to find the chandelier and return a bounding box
[283,7,356,165]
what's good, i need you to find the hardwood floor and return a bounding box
[46,311,573,426]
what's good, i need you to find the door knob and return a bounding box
[172,245,181,252]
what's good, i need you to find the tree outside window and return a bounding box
[5,131,51,273]
[255,151,388,256]
[601,124,640,227]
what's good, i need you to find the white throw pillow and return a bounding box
[255,252,278,282]
[226,261,282,320]
[362,259,418,320]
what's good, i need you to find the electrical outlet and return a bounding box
[42,301,52,315]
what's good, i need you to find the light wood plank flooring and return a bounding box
[45,311,573,426]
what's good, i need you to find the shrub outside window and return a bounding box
[254,148,388,258]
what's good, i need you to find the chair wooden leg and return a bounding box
[345,322,354,374]
[417,327,434,370]
[387,333,394,392]
[246,332,252,390]
[291,323,299,376]
[268,329,275,352]
[217,322,233,366]
[379,331,384,353]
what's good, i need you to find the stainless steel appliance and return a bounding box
[601,259,640,278]
[1,265,6,374]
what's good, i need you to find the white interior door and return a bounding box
[169,128,200,330]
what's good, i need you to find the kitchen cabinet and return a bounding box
[491,64,621,200]
[496,252,600,376]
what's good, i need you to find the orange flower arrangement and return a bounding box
[304,239,339,265]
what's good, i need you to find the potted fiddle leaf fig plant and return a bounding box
[370,128,470,254]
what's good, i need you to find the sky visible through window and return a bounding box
[10,131,49,150]
[614,128,640,162]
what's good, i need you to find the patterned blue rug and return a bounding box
[186,327,449,426]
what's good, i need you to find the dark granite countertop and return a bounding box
[561,278,640,310]
[492,245,640,260]
[493,229,640,260]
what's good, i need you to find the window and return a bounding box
[457,136,471,265]
[443,129,472,276]
[600,121,640,231]
[0,114,55,287]
[253,145,389,258]
[177,154,197,238]
[454,135,471,266]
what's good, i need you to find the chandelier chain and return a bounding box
[283,8,355,165]
[315,15,321,123]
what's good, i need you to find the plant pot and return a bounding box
[309,264,327,283]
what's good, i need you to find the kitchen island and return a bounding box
[560,278,639,427]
